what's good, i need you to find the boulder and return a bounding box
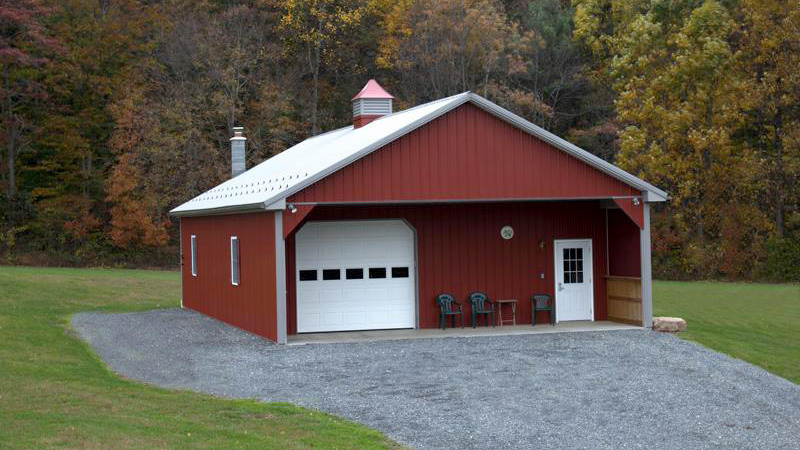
[652,316,687,332]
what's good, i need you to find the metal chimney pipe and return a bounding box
[230,127,246,177]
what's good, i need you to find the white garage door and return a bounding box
[296,220,416,333]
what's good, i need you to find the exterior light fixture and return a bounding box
[288,203,298,213]
[539,240,545,250]
[632,197,640,206]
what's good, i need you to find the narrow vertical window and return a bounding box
[230,236,239,286]
[190,235,198,277]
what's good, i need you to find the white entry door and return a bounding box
[296,220,416,333]
[554,239,594,322]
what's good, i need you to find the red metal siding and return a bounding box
[607,208,642,277]
[286,201,619,334]
[283,204,315,238]
[289,103,640,204]
[612,197,644,229]
[181,212,278,341]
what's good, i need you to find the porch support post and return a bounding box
[275,211,287,344]
[640,201,653,329]
[179,219,184,309]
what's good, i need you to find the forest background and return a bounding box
[2,0,798,281]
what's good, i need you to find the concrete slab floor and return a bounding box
[287,320,639,345]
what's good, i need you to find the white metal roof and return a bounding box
[170,92,666,217]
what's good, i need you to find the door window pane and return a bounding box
[562,246,585,284]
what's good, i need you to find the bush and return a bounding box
[760,236,800,282]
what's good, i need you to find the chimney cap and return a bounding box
[352,79,394,101]
[231,126,245,140]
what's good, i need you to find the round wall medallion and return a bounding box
[500,225,514,240]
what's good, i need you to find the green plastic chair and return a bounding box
[468,292,495,328]
[435,293,464,330]
[531,294,555,326]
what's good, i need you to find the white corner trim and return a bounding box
[640,201,653,329]
[180,221,184,308]
[275,211,287,344]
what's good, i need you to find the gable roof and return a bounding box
[170,93,667,217]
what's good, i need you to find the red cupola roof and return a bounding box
[352,79,394,100]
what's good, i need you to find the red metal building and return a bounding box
[172,81,667,343]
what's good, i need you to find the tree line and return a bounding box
[1,0,798,280]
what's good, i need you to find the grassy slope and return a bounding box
[0,266,400,450]
[654,280,800,384]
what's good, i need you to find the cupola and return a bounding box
[352,79,394,128]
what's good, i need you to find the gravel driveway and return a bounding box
[71,309,800,450]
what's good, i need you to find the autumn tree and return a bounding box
[378,0,525,105]
[0,0,58,200]
[731,0,800,238]
[0,0,795,278]
[17,0,162,254]
[281,0,376,134]
[506,0,600,138]
[106,1,301,248]
[574,0,771,278]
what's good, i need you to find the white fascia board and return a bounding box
[465,94,668,202]
[170,202,266,217]
[265,199,286,210]
[643,190,667,202]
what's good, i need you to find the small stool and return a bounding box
[495,299,518,326]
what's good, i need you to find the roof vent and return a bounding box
[352,79,393,128]
[230,127,246,177]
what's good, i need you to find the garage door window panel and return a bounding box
[346,268,364,279]
[369,267,387,279]
[392,267,409,278]
[323,269,341,280]
[299,270,318,281]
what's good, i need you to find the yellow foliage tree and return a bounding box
[574,0,772,277]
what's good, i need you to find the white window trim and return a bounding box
[190,235,198,277]
[230,236,240,286]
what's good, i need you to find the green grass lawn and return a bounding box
[0,266,401,450]
[654,280,800,384]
